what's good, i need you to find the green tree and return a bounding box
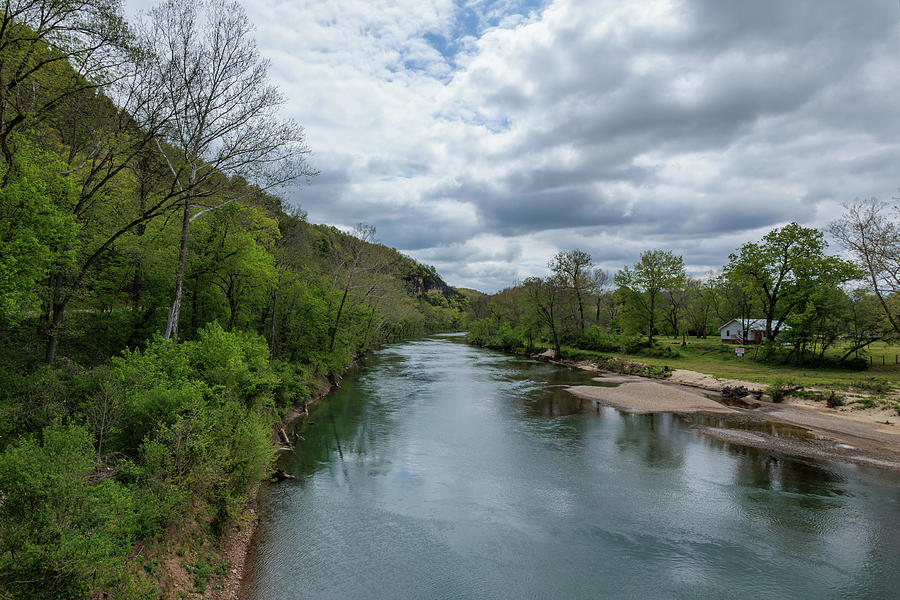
[0,143,78,321]
[0,0,132,184]
[724,222,859,340]
[615,250,685,346]
[840,288,894,361]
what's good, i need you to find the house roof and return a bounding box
[718,319,790,331]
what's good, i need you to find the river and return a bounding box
[241,335,900,599]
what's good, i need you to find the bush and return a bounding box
[188,323,279,407]
[640,345,681,359]
[577,326,621,352]
[618,335,648,355]
[272,360,312,407]
[0,423,137,599]
[765,378,796,403]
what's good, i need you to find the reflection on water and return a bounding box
[243,337,900,600]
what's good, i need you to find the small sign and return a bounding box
[735,347,745,358]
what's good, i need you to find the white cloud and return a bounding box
[126,0,900,291]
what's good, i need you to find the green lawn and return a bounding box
[564,337,900,391]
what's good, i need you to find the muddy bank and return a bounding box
[564,369,900,472]
[690,419,900,471]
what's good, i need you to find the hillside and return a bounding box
[0,4,464,598]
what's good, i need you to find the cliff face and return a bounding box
[407,273,456,299]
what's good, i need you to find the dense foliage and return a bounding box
[466,232,891,370]
[0,1,465,597]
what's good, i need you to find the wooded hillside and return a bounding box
[0,1,463,597]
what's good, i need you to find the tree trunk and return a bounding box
[44,299,68,365]
[44,273,69,364]
[164,201,192,341]
[328,287,349,353]
[576,291,585,332]
[269,286,279,351]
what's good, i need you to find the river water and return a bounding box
[242,335,900,599]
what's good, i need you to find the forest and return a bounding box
[0,1,465,597]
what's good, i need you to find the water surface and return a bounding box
[243,336,900,599]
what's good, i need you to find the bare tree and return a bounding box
[327,223,381,353]
[830,198,900,336]
[550,249,593,332]
[523,275,568,356]
[144,0,316,340]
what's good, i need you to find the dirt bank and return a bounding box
[565,368,900,471]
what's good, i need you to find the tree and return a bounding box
[522,275,567,356]
[144,0,316,340]
[588,267,610,325]
[327,223,380,353]
[0,143,78,322]
[40,51,174,363]
[614,250,685,346]
[724,222,859,341]
[550,249,593,332]
[682,277,717,338]
[661,278,688,343]
[830,198,900,336]
[840,288,893,361]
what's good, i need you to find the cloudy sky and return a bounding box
[127,0,900,292]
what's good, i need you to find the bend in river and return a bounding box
[242,335,900,600]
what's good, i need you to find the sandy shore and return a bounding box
[569,376,734,414]
[566,370,900,471]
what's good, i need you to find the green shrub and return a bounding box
[618,335,648,354]
[188,322,279,407]
[577,326,620,352]
[0,423,136,599]
[640,345,681,359]
[765,379,795,403]
[272,360,312,406]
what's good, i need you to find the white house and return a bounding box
[719,318,789,344]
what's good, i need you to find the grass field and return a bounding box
[563,337,900,391]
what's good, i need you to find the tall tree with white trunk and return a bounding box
[144,0,315,341]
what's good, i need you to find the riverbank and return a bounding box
[563,364,900,471]
[219,373,340,600]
